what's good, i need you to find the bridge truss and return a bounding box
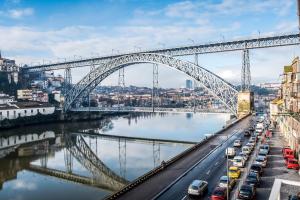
[63,53,238,115]
[23,33,300,72]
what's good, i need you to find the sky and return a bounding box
[0,0,299,88]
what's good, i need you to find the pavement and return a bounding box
[110,116,252,200]
[255,129,300,199]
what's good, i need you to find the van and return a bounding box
[225,147,236,158]
[242,146,251,155]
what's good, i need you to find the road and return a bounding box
[157,127,252,200]
[107,116,252,200]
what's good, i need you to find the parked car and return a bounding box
[245,174,260,187]
[246,143,254,151]
[255,155,267,167]
[283,148,295,160]
[211,187,227,200]
[288,194,300,200]
[242,146,251,155]
[188,180,208,196]
[258,149,268,157]
[248,171,261,181]
[219,176,235,190]
[260,144,270,153]
[233,139,242,147]
[229,166,241,179]
[285,158,300,170]
[250,164,263,175]
[239,152,249,162]
[250,136,258,142]
[282,146,291,154]
[238,184,256,200]
[244,130,251,137]
[225,147,236,158]
[233,156,245,168]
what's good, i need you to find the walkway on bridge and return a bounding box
[75,131,197,145]
[105,115,251,200]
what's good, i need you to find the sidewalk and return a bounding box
[256,130,300,199]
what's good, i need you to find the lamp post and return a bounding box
[226,134,229,200]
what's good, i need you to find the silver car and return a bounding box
[188,180,208,196]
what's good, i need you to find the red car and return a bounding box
[211,187,227,200]
[285,158,300,170]
[282,146,291,154]
[283,149,295,160]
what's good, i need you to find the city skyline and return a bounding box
[0,0,299,87]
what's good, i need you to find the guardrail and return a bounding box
[104,114,250,200]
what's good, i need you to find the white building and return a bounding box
[0,102,55,121]
[0,94,15,104]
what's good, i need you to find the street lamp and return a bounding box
[226,134,229,200]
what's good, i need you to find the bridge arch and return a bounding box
[64,53,238,115]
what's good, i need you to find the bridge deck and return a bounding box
[75,132,197,145]
[105,115,251,200]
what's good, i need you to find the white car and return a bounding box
[225,147,236,157]
[242,146,251,155]
[188,180,208,196]
[233,156,245,167]
[233,140,242,147]
[255,155,267,167]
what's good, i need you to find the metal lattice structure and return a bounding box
[241,49,251,91]
[64,53,238,115]
[65,134,128,191]
[23,33,300,72]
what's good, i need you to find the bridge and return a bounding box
[21,33,300,117]
[70,106,229,114]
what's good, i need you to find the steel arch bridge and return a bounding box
[64,53,238,115]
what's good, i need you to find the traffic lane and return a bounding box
[157,128,246,200]
[200,134,252,199]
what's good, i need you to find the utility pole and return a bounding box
[297,0,300,32]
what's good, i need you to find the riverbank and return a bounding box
[0,110,128,130]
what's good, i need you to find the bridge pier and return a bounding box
[237,91,254,118]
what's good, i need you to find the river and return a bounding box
[0,112,230,200]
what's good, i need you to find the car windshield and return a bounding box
[191,185,198,190]
[289,160,298,164]
[213,189,224,196]
[230,169,237,173]
[240,189,251,195]
[251,165,260,170]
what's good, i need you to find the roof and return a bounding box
[0,102,54,110]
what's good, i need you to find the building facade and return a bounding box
[0,102,55,121]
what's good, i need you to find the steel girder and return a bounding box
[64,53,238,115]
[65,134,128,191]
[24,33,300,72]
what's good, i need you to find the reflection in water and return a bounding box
[0,112,229,200]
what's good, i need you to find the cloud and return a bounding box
[8,8,34,19]
[11,180,37,190]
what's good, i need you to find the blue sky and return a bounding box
[0,0,299,87]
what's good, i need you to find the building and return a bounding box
[0,102,55,121]
[0,52,19,84]
[270,57,300,161]
[0,94,15,104]
[17,90,33,100]
[186,79,193,89]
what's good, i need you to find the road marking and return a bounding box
[206,170,211,175]
[181,195,187,200]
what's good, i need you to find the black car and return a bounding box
[289,195,300,200]
[248,171,261,181]
[244,130,251,137]
[238,184,255,200]
[245,175,260,187]
[250,164,263,175]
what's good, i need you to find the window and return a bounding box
[31,110,33,113]
[7,111,9,117]
[37,109,39,113]
[24,110,27,114]
[43,109,45,113]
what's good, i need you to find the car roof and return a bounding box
[214,187,226,191]
[229,166,238,170]
[191,180,202,186]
